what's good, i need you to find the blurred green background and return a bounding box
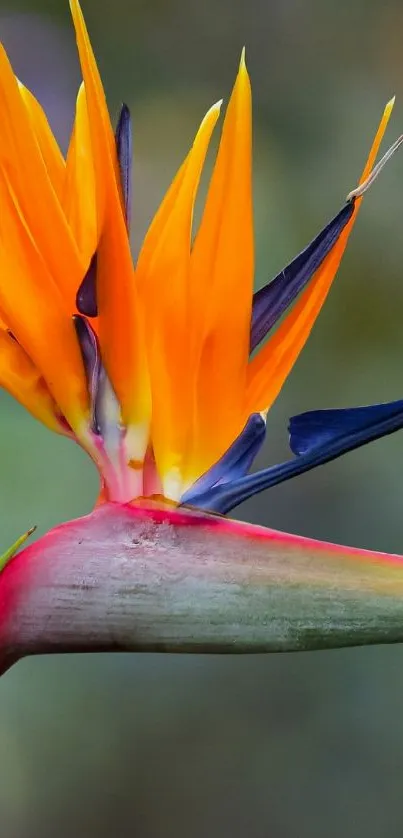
[1,0,403,835]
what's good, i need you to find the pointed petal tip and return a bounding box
[385,95,395,115]
[116,102,131,128]
[238,47,250,80]
[203,99,223,122]
[69,0,88,44]
[76,252,98,317]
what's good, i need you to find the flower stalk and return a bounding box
[0,504,402,675]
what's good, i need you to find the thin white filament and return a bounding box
[347,134,403,201]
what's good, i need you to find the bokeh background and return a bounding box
[1,0,403,835]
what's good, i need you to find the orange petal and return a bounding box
[69,0,120,215]
[18,82,65,203]
[137,102,222,497]
[63,83,97,265]
[0,172,89,437]
[70,0,150,456]
[246,98,394,415]
[0,46,84,310]
[0,329,64,433]
[186,52,254,482]
[137,158,188,273]
[0,309,8,331]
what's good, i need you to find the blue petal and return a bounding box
[73,314,101,434]
[115,103,133,228]
[250,200,354,352]
[76,252,98,318]
[181,413,266,504]
[289,401,403,455]
[186,399,403,514]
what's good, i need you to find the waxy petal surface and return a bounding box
[18,83,65,203]
[115,103,133,228]
[246,99,394,414]
[0,329,63,432]
[250,201,355,351]
[190,398,403,514]
[181,413,266,503]
[137,102,221,497]
[0,46,84,310]
[70,0,150,450]
[0,175,89,435]
[187,53,254,483]
[63,83,97,266]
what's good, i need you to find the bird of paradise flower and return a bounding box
[0,0,403,673]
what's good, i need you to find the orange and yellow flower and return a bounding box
[0,0,400,510]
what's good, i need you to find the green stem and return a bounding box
[0,503,402,673]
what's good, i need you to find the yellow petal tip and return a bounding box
[385,96,395,116]
[208,98,223,117]
[237,47,250,87]
[69,0,85,28]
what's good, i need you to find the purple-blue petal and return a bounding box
[181,413,266,504]
[115,103,133,229]
[289,401,403,456]
[73,314,101,434]
[250,200,354,352]
[76,252,98,318]
[187,398,403,514]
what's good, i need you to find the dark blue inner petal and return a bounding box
[76,252,98,318]
[115,103,133,229]
[181,413,266,504]
[250,200,355,352]
[185,398,403,514]
[73,314,101,434]
[289,401,403,455]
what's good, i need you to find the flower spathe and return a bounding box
[0,0,400,511]
[2,499,403,677]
